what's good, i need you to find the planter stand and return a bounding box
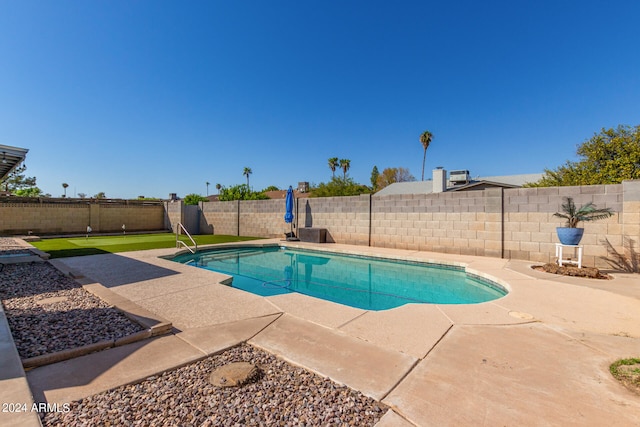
[555,243,583,268]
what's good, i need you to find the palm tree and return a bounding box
[62,182,69,197]
[243,167,252,188]
[553,197,614,228]
[420,130,433,181]
[339,159,350,179]
[206,181,210,196]
[216,183,222,195]
[328,157,339,178]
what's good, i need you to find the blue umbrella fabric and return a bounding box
[284,186,294,223]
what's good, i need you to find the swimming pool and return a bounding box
[170,246,507,310]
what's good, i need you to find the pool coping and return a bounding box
[8,239,640,425]
[166,241,511,306]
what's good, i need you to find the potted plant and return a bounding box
[553,197,614,245]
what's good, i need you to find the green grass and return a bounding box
[610,358,640,396]
[31,233,263,258]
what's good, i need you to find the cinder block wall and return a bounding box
[297,195,370,245]
[199,200,239,236]
[0,201,165,235]
[240,199,288,238]
[3,182,639,269]
[0,203,90,234]
[98,205,165,232]
[503,185,623,267]
[165,201,182,233]
[180,182,639,269]
[621,181,640,265]
[370,190,503,257]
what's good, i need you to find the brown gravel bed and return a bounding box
[0,237,27,248]
[0,262,143,359]
[42,344,388,426]
[2,238,388,425]
[0,237,32,255]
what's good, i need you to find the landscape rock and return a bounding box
[534,263,610,279]
[209,361,262,387]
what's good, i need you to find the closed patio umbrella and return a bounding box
[284,186,297,240]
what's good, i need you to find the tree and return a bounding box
[13,187,44,197]
[62,182,69,197]
[93,192,106,199]
[216,183,222,194]
[184,193,209,205]
[339,159,350,179]
[370,166,380,190]
[328,157,339,178]
[243,167,252,188]
[527,125,640,187]
[261,185,280,192]
[206,181,210,196]
[77,192,87,199]
[553,197,614,228]
[376,167,416,190]
[1,164,36,193]
[310,177,371,198]
[218,184,269,201]
[420,130,433,181]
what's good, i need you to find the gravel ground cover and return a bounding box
[0,236,32,255]
[43,344,388,426]
[0,239,143,359]
[1,238,388,425]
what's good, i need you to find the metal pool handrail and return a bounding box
[176,223,197,254]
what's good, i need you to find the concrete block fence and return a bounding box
[193,181,639,269]
[1,181,638,268]
[0,199,165,235]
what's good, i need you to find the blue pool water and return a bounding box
[170,246,507,310]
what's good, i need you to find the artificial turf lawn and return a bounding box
[30,233,263,258]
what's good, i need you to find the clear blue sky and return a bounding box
[2,1,639,199]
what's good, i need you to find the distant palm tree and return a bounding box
[216,183,222,195]
[206,181,210,196]
[339,159,350,179]
[62,182,69,197]
[420,130,433,181]
[328,157,339,178]
[243,167,252,188]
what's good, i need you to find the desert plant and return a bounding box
[553,197,614,228]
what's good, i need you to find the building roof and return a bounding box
[374,172,543,196]
[0,144,29,181]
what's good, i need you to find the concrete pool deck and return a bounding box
[5,239,640,425]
